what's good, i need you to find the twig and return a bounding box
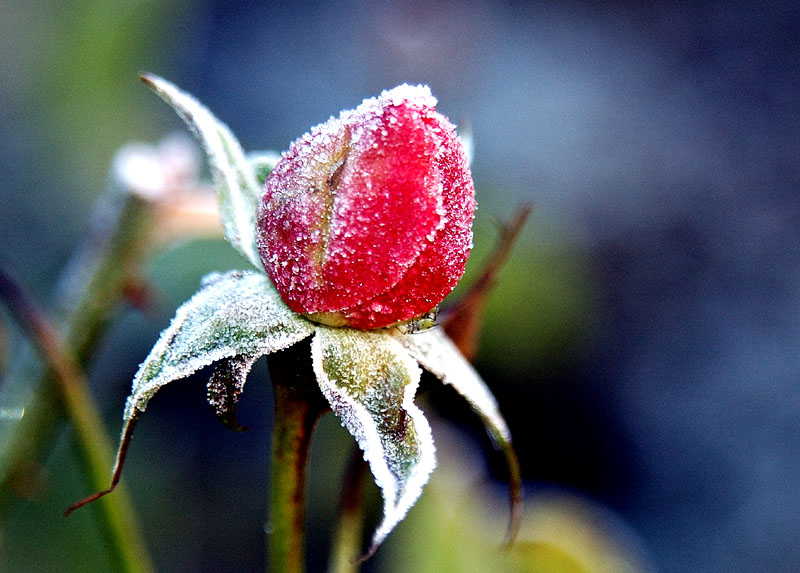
[266,341,329,573]
[0,185,156,514]
[442,204,532,362]
[329,448,369,572]
[0,267,153,573]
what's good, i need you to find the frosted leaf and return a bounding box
[124,270,315,421]
[64,270,314,518]
[311,327,435,558]
[395,328,510,446]
[395,327,522,544]
[247,151,280,186]
[207,354,258,432]
[141,74,264,270]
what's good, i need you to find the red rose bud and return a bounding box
[257,85,475,330]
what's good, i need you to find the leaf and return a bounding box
[395,328,522,545]
[124,270,314,420]
[247,151,280,186]
[311,327,436,558]
[66,271,314,517]
[207,355,259,432]
[141,74,264,270]
[395,329,509,444]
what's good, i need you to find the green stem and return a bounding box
[329,447,369,573]
[0,187,154,510]
[0,180,159,573]
[267,342,328,573]
[0,268,153,573]
[58,188,155,366]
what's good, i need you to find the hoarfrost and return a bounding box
[395,328,511,446]
[207,354,258,432]
[311,327,436,555]
[124,270,315,421]
[142,74,264,271]
[257,81,447,319]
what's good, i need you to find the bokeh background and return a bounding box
[2,1,799,571]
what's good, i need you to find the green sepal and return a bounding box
[124,270,315,421]
[311,327,436,558]
[207,355,258,432]
[141,74,265,270]
[395,328,522,545]
[248,151,280,186]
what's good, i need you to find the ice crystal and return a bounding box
[125,270,314,420]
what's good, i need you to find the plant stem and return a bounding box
[267,341,328,573]
[0,188,155,512]
[0,268,153,573]
[441,204,531,362]
[0,173,163,573]
[329,448,369,573]
[58,188,156,366]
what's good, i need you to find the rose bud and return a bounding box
[256,85,475,330]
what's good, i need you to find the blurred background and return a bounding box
[1,1,799,571]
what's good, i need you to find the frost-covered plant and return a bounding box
[69,75,519,564]
[258,83,474,330]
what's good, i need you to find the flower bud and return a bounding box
[257,85,475,330]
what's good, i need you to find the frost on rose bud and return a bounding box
[66,76,520,562]
[257,85,475,330]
